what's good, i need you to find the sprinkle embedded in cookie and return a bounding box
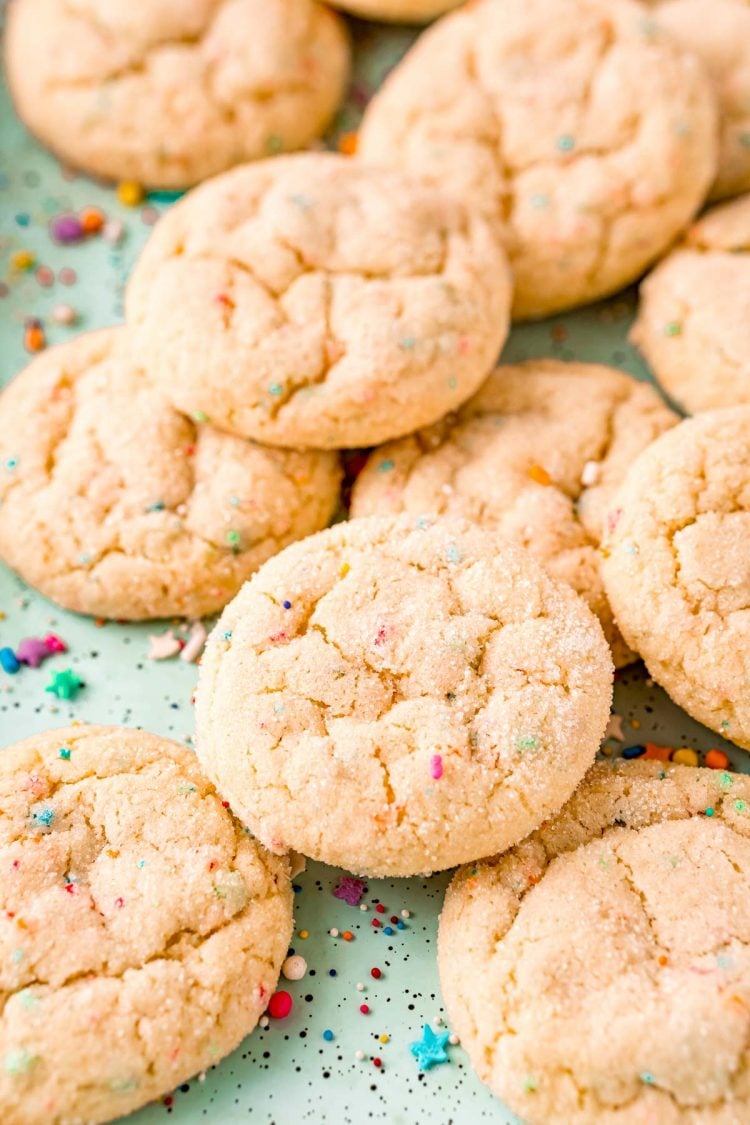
[0,725,293,1125]
[4,0,350,187]
[195,515,613,876]
[125,153,512,450]
[351,360,678,666]
[602,407,750,748]
[359,0,718,319]
[0,328,341,620]
[439,759,750,1124]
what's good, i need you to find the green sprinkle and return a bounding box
[719,772,734,790]
[446,544,462,564]
[223,630,233,641]
[705,807,715,817]
[146,501,165,512]
[640,1072,655,1086]
[11,948,24,964]
[265,134,283,154]
[16,989,38,1011]
[399,337,416,350]
[522,1075,537,1093]
[556,134,575,152]
[227,530,241,550]
[377,459,395,473]
[516,736,538,751]
[58,747,71,760]
[110,1077,139,1094]
[5,1049,37,1075]
[664,321,682,337]
[5,457,18,472]
[193,411,209,423]
[268,383,284,396]
[735,800,746,813]
[229,496,240,506]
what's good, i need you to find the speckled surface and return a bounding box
[0,13,744,1125]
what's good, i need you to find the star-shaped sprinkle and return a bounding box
[147,630,182,660]
[16,637,51,668]
[409,1025,451,1071]
[332,876,367,906]
[605,713,625,741]
[45,669,83,700]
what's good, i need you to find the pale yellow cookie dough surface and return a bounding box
[632,194,750,412]
[195,515,613,877]
[4,0,350,188]
[351,360,678,666]
[0,725,293,1125]
[126,153,511,450]
[358,0,718,320]
[656,0,750,202]
[326,0,461,24]
[440,759,750,1125]
[0,328,341,620]
[602,408,750,749]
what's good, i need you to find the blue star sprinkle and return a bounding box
[409,1025,451,1071]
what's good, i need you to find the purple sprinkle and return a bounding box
[16,637,51,668]
[50,214,84,245]
[332,876,367,907]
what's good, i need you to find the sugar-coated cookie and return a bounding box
[602,408,750,749]
[0,328,341,620]
[4,0,350,188]
[440,759,750,1124]
[0,724,293,1125]
[632,194,750,412]
[326,0,460,24]
[195,516,613,877]
[126,154,511,449]
[656,0,750,201]
[359,0,718,320]
[351,360,677,666]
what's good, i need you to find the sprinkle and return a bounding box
[50,214,84,244]
[605,714,625,741]
[0,648,20,675]
[530,193,549,209]
[52,303,78,325]
[226,530,241,550]
[147,630,182,661]
[401,910,410,918]
[360,1004,370,1014]
[338,132,358,156]
[43,634,67,654]
[370,967,382,980]
[339,563,350,578]
[5,457,17,472]
[356,982,365,991]
[355,1049,365,1060]
[45,669,83,700]
[267,991,292,1019]
[449,1034,459,1046]
[643,742,672,761]
[32,807,54,827]
[4,1049,37,1075]
[16,638,51,668]
[641,1072,656,1085]
[58,747,71,760]
[528,463,552,485]
[180,621,207,664]
[409,1025,451,1071]
[333,876,366,906]
[523,1075,537,1093]
[383,927,393,935]
[342,930,353,941]
[373,1057,382,1069]
[706,749,730,771]
[24,319,45,353]
[430,754,444,780]
[265,134,284,154]
[445,544,461,564]
[622,744,646,760]
[282,600,292,609]
[79,206,104,235]
[330,928,339,938]
[117,180,145,207]
[672,747,698,767]
[268,383,284,396]
[704,807,715,817]
[259,1016,269,1029]
[581,460,601,486]
[735,800,746,813]
[323,1030,334,1042]
[102,218,125,244]
[379,1034,389,1044]
[10,250,35,271]
[556,134,575,152]
[298,930,309,940]
[664,322,682,337]
[515,735,538,751]
[377,459,395,473]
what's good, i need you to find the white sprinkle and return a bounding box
[434,1016,443,1026]
[355,1050,365,1061]
[356,982,365,992]
[449,1034,459,1046]
[259,1015,269,1029]
[360,903,368,911]
[281,954,307,981]
[51,303,77,326]
[329,928,339,938]
[180,620,207,663]
[401,909,410,918]
[102,218,124,244]
[581,460,601,486]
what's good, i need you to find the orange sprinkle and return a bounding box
[528,464,552,486]
[298,929,309,940]
[643,742,673,762]
[338,132,358,156]
[11,250,35,272]
[23,321,45,353]
[658,955,669,966]
[631,719,641,729]
[339,562,350,577]
[342,930,354,942]
[79,206,105,234]
[706,749,730,770]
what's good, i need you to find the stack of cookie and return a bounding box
[3,0,750,1122]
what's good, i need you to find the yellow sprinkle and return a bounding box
[631,719,641,729]
[11,250,35,272]
[672,747,699,767]
[117,180,145,207]
[339,562,350,577]
[528,464,552,486]
[378,1034,389,1044]
[298,929,309,940]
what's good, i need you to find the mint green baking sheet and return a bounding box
[0,14,742,1125]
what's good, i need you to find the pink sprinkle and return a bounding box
[430,755,443,780]
[43,634,67,654]
[114,897,124,909]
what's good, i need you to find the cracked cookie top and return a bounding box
[4,0,350,188]
[195,515,613,876]
[351,360,678,667]
[0,724,293,1125]
[125,153,512,449]
[359,0,718,320]
[440,760,750,1125]
[602,407,750,748]
[0,327,341,620]
[632,193,750,413]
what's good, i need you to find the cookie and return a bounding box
[4,0,350,189]
[351,360,678,667]
[126,153,511,450]
[656,0,750,201]
[326,0,460,23]
[0,328,341,620]
[439,759,750,1125]
[602,407,750,749]
[631,194,750,412]
[195,515,613,877]
[358,0,718,320]
[0,724,293,1125]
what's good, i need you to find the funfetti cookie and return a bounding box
[632,194,750,412]
[0,724,293,1125]
[351,360,678,666]
[125,153,512,450]
[4,0,350,188]
[358,0,718,320]
[602,407,750,749]
[439,759,750,1125]
[0,328,341,620]
[195,516,613,877]
[656,0,750,201]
